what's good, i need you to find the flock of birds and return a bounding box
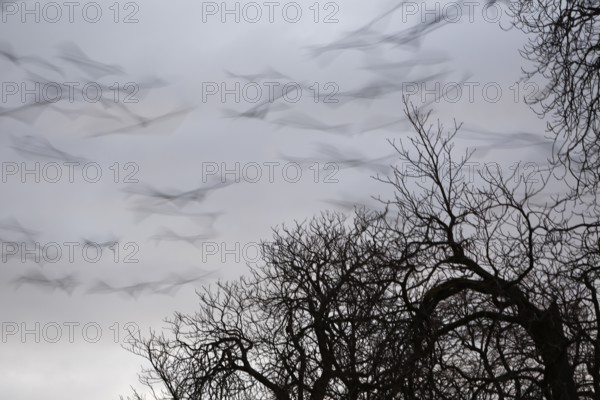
[0,212,221,297]
[1,0,549,298]
[12,268,218,297]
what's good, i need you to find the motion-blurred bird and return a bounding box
[0,218,40,242]
[129,202,225,225]
[222,86,292,120]
[320,198,373,213]
[12,270,80,295]
[57,41,125,78]
[124,180,234,208]
[0,40,65,77]
[281,142,397,175]
[87,280,157,299]
[0,100,54,123]
[150,227,216,248]
[10,134,89,164]
[153,269,219,296]
[87,106,194,138]
[224,67,291,82]
[271,111,352,135]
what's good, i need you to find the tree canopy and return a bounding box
[123,102,600,400]
[509,0,600,193]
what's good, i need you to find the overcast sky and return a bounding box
[0,1,552,399]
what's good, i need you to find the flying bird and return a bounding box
[0,99,55,123]
[86,106,194,138]
[82,234,120,249]
[306,0,409,60]
[86,280,158,299]
[320,198,373,213]
[281,142,398,175]
[129,202,225,225]
[0,218,40,242]
[327,79,408,108]
[57,41,125,78]
[87,269,218,298]
[153,269,219,296]
[224,67,291,82]
[362,53,451,81]
[222,100,288,120]
[12,270,80,295]
[358,114,410,135]
[459,126,553,158]
[0,40,65,77]
[271,111,353,135]
[150,227,217,248]
[10,134,89,164]
[222,86,292,120]
[373,10,453,49]
[124,180,234,208]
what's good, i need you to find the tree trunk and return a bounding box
[524,301,578,400]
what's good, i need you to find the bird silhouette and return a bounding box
[0,99,55,123]
[86,106,194,138]
[320,198,373,213]
[153,269,219,296]
[358,114,410,134]
[20,71,120,121]
[91,78,168,110]
[224,67,291,82]
[12,270,80,295]
[281,142,397,175]
[362,53,452,81]
[129,202,225,225]
[306,0,408,61]
[82,234,120,249]
[222,87,291,120]
[0,40,65,77]
[149,227,217,248]
[57,41,125,79]
[0,218,40,242]
[10,134,89,164]
[459,126,553,158]
[337,79,405,102]
[271,111,353,135]
[0,219,40,265]
[87,269,217,298]
[372,10,453,49]
[223,100,288,120]
[43,104,124,122]
[86,280,158,299]
[124,180,234,208]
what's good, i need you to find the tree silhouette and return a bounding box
[123,101,600,400]
[509,0,600,194]
[124,209,413,400]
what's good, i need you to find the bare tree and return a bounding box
[123,210,419,400]
[124,101,600,400]
[372,100,600,400]
[508,0,600,193]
